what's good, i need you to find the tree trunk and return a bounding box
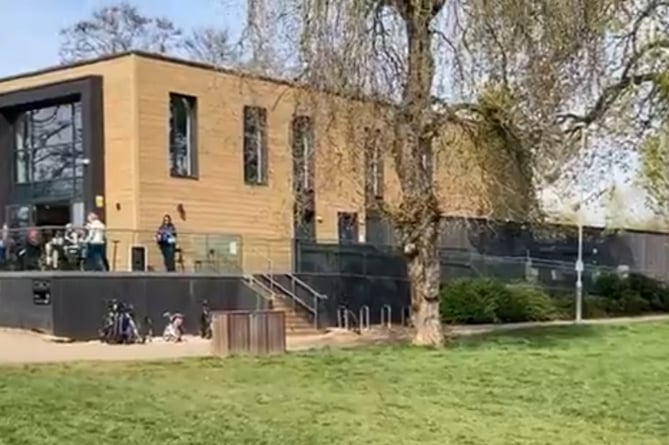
[392,0,446,347]
[406,220,442,346]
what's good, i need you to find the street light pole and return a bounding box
[576,217,583,323]
[575,128,587,324]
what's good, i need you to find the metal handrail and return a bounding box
[290,274,328,300]
[247,245,325,311]
[258,273,316,316]
[243,274,273,297]
[244,274,322,328]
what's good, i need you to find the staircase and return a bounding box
[242,273,327,336]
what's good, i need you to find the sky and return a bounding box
[0,0,655,228]
[0,0,243,76]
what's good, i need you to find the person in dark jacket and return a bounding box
[18,228,42,271]
[156,214,177,272]
[0,224,8,270]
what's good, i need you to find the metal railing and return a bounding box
[336,305,370,332]
[246,244,327,329]
[380,304,392,328]
[0,225,247,273]
[241,275,274,311]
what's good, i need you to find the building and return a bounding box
[0,52,528,272]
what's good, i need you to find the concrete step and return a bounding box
[244,279,319,334]
[285,327,321,336]
[277,309,317,333]
[284,318,315,330]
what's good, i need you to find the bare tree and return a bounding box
[234,0,669,346]
[59,2,182,62]
[181,27,238,66]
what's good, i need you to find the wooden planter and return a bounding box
[210,310,286,357]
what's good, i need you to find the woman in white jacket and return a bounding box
[84,212,107,271]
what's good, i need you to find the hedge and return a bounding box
[441,273,669,325]
[591,272,669,315]
[440,278,556,324]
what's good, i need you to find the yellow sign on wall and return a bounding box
[95,195,104,208]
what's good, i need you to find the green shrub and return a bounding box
[440,279,556,324]
[593,272,668,314]
[440,278,503,324]
[552,294,612,320]
[592,273,627,301]
[600,288,650,316]
[552,294,575,320]
[628,273,669,312]
[582,295,610,319]
[497,283,556,322]
[440,272,669,326]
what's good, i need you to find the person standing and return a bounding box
[18,228,42,271]
[0,224,9,270]
[84,212,107,271]
[156,214,177,272]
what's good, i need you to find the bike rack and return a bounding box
[359,305,370,331]
[401,306,412,327]
[380,305,392,329]
[336,306,349,330]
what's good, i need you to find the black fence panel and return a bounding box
[300,217,669,285]
[298,274,410,327]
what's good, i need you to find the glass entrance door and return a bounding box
[34,203,70,227]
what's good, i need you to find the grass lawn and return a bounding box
[1,323,669,445]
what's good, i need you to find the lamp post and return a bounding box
[574,128,587,324]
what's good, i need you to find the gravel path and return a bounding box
[1,314,667,365]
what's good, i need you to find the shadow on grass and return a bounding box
[451,324,603,350]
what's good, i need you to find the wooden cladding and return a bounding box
[210,310,286,356]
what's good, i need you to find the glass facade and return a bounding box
[12,102,84,201]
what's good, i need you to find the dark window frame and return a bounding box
[0,76,104,223]
[292,115,314,194]
[338,211,359,244]
[242,105,269,186]
[168,93,198,179]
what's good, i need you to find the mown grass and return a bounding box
[1,323,668,445]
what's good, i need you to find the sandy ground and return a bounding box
[2,315,668,365]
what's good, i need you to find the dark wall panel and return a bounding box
[0,277,53,332]
[0,273,266,341]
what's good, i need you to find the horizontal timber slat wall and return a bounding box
[211,310,286,357]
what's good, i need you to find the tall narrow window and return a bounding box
[169,93,197,178]
[243,106,268,185]
[292,116,314,193]
[338,212,359,244]
[364,127,384,200]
